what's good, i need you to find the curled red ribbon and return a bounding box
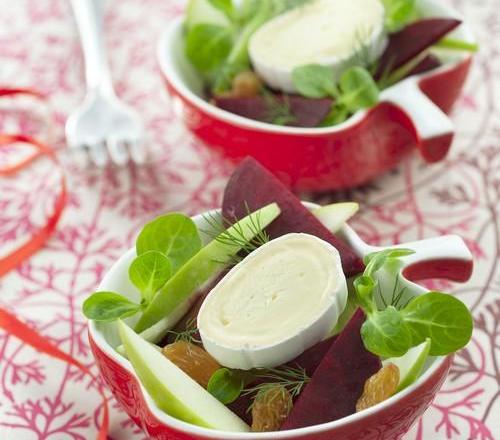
[0,88,109,439]
[0,134,67,277]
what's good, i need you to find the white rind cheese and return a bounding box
[248,0,387,92]
[197,233,348,370]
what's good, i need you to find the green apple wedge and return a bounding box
[115,295,197,356]
[384,338,432,392]
[135,203,281,333]
[312,202,359,233]
[330,277,358,336]
[118,320,249,431]
[186,0,231,30]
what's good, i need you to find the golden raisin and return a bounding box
[251,386,293,432]
[232,71,263,98]
[163,341,220,388]
[356,363,400,412]
[217,71,263,98]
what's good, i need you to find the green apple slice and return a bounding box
[118,320,250,431]
[135,203,281,333]
[115,296,197,356]
[186,0,231,30]
[384,338,431,392]
[330,277,358,336]
[312,202,359,233]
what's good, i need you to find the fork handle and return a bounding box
[70,0,115,95]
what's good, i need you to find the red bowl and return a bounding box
[88,205,474,440]
[157,0,474,192]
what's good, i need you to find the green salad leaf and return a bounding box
[338,66,379,112]
[208,368,245,404]
[129,251,172,303]
[136,213,201,273]
[291,64,379,125]
[292,64,337,98]
[83,292,142,321]
[360,306,414,357]
[186,24,233,74]
[382,0,418,32]
[402,292,473,356]
[354,248,473,358]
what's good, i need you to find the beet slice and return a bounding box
[213,95,333,128]
[289,337,337,377]
[228,336,338,423]
[222,157,364,276]
[280,309,381,430]
[375,18,461,79]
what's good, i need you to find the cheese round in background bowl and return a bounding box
[197,233,348,370]
[248,0,387,93]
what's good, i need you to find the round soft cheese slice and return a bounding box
[248,0,387,93]
[197,233,348,370]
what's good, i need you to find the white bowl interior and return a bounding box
[89,205,449,439]
[157,0,475,135]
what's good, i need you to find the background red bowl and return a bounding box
[88,206,474,440]
[157,0,474,192]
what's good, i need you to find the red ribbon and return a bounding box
[0,88,109,439]
[0,134,67,277]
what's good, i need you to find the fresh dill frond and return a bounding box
[263,91,297,126]
[166,317,201,345]
[352,27,379,71]
[379,274,410,310]
[379,51,429,89]
[243,366,310,411]
[202,203,271,264]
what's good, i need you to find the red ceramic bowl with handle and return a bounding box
[88,203,473,440]
[157,0,474,192]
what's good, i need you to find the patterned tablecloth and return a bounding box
[0,0,499,439]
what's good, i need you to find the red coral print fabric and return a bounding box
[0,0,499,439]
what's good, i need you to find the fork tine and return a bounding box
[88,141,109,167]
[128,139,146,164]
[106,137,129,165]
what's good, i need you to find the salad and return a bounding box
[182,0,477,128]
[84,158,473,432]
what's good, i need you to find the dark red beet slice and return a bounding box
[375,18,461,79]
[280,309,381,430]
[222,157,364,276]
[213,95,333,128]
[288,337,337,377]
[228,336,338,423]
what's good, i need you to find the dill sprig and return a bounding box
[352,27,380,72]
[202,203,270,264]
[243,366,310,411]
[263,91,297,126]
[166,317,201,345]
[378,275,413,310]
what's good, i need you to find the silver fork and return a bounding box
[66,0,145,166]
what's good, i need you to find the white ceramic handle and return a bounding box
[384,235,471,266]
[373,235,473,283]
[342,223,473,282]
[381,77,454,163]
[70,0,115,95]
